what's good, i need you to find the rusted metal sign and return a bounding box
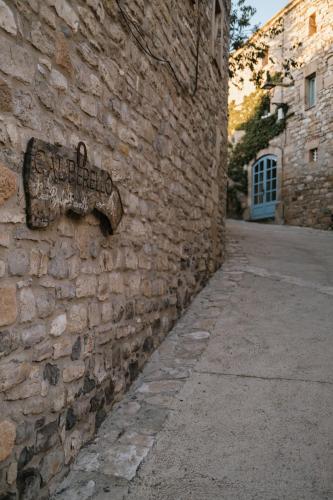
[23,139,123,235]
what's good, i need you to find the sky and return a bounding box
[250,0,290,27]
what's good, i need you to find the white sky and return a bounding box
[250,0,290,26]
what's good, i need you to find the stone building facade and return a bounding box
[229,0,333,229]
[0,0,230,497]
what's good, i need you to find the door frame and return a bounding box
[250,154,278,220]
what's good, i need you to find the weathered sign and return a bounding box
[23,139,123,235]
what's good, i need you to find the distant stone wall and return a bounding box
[281,0,333,229]
[0,0,229,497]
[283,171,333,229]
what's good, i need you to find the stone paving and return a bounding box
[53,236,246,499]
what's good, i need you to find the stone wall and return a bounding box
[0,0,230,497]
[229,0,333,229]
[281,0,333,229]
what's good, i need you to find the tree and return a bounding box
[227,1,297,217]
[229,0,300,88]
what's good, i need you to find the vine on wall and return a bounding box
[227,90,289,216]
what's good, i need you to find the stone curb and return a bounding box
[53,238,247,499]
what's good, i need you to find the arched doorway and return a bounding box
[251,155,278,220]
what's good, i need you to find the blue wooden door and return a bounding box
[251,156,277,220]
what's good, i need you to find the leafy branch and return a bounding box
[229,0,302,88]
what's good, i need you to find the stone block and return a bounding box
[5,378,41,400]
[50,314,67,337]
[13,89,40,129]
[109,272,125,294]
[32,340,53,362]
[36,420,59,452]
[36,290,55,318]
[89,74,103,96]
[17,469,42,499]
[31,21,55,56]
[80,94,97,117]
[50,68,68,91]
[0,79,12,112]
[0,361,31,392]
[97,274,109,301]
[40,447,65,483]
[68,304,88,333]
[0,40,35,83]
[0,329,18,357]
[0,0,17,35]
[61,98,82,126]
[87,0,105,22]
[101,301,112,323]
[43,363,60,386]
[88,302,100,327]
[40,4,57,29]
[0,420,16,462]
[99,59,117,91]
[71,336,81,360]
[55,31,74,76]
[54,0,79,32]
[51,387,66,412]
[21,324,45,347]
[53,336,72,360]
[22,396,48,415]
[0,208,25,224]
[7,460,17,485]
[64,430,82,464]
[56,283,76,299]
[124,248,138,270]
[78,42,98,67]
[19,288,36,322]
[30,249,48,277]
[0,162,17,207]
[76,275,97,298]
[63,361,85,382]
[0,231,10,247]
[0,285,17,327]
[78,5,100,37]
[48,255,69,279]
[36,78,57,111]
[8,248,29,276]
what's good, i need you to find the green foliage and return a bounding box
[229,1,301,87]
[230,0,258,52]
[228,90,266,135]
[228,92,288,193]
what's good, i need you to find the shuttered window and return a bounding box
[306,73,316,108]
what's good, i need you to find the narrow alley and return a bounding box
[55,220,333,500]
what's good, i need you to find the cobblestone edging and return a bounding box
[53,238,248,499]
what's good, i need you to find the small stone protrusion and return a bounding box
[0,79,12,112]
[0,0,17,35]
[0,162,17,207]
[0,285,17,327]
[0,420,16,461]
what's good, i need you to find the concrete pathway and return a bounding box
[54,220,333,500]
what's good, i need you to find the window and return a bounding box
[262,48,269,67]
[309,147,318,162]
[309,13,317,36]
[306,73,316,108]
[212,0,224,74]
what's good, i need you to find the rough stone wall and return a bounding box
[229,0,333,229]
[0,0,230,497]
[281,0,333,229]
